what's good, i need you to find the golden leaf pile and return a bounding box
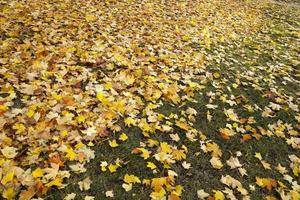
[0,0,299,199]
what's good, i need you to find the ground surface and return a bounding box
[0,0,299,200]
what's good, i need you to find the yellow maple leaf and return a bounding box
[32,168,44,178]
[149,55,157,62]
[0,105,8,112]
[214,190,224,200]
[13,123,26,134]
[113,53,127,64]
[2,188,15,200]
[26,109,35,118]
[111,100,126,114]
[293,166,299,177]
[143,179,151,185]
[172,149,186,161]
[175,120,190,131]
[87,142,94,147]
[151,89,162,101]
[138,148,151,159]
[0,158,5,167]
[1,171,14,185]
[182,34,190,42]
[108,164,119,173]
[104,82,112,90]
[139,119,153,135]
[61,130,68,137]
[108,140,119,148]
[124,174,141,184]
[147,162,157,170]
[66,147,76,161]
[76,115,85,123]
[151,177,167,191]
[124,75,135,85]
[75,142,85,149]
[45,177,63,187]
[150,188,166,199]
[290,190,300,200]
[124,117,135,127]
[206,142,222,157]
[173,185,184,196]
[255,152,262,160]
[96,92,110,106]
[278,180,286,188]
[119,133,128,141]
[148,139,159,147]
[85,14,97,22]
[160,142,172,154]
[52,92,62,101]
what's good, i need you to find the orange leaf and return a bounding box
[48,154,64,167]
[220,131,230,140]
[35,180,48,196]
[207,196,215,200]
[219,128,232,140]
[256,177,277,190]
[63,96,75,106]
[168,194,181,200]
[241,134,252,142]
[19,187,36,200]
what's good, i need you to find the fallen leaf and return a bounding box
[64,193,76,200]
[256,177,277,190]
[78,177,92,191]
[197,189,210,199]
[182,161,191,169]
[108,140,119,148]
[124,174,141,184]
[105,190,114,198]
[147,162,157,170]
[119,133,128,141]
[122,183,133,192]
[210,156,223,169]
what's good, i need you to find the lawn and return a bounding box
[0,0,299,200]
